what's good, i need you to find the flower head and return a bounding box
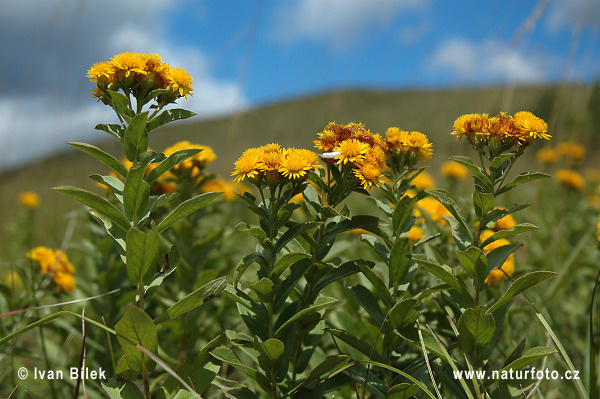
[27,247,76,292]
[556,169,585,191]
[440,161,469,180]
[536,147,558,165]
[232,147,263,182]
[556,141,585,164]
[164,141,216,171]
[110,52,148,79]
[513,111,550,142]
[279,148,321,181]
[202,179,237,201]
[165,66,194,98]
[334,139,369,165]
[492,210,516,231]
[404,131,433,163]
[18,191,41,209]
[407,225,425,244]
[354,162,384,189]
[412,171,435,191]
[414,197,450,225]
[451,113,489,142]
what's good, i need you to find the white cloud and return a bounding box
[0,0,242,171]
[272,0,428,47]
[426,37,559,85]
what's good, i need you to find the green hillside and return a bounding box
[0,85,595,244]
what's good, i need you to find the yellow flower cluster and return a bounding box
[314,122,433,189]
[314,122,386,189]
[452,111,549,152]
[480,230,515,285]
[87,52,193,101]
[232,144,321,185]
[384,127,433,165]
[414,197,451,225]
[536,141,585,167]
[164,141,216,175]
[492,210,516,231]
[18,191,41,210]
[27,247,76,293]
[555,169,585,191]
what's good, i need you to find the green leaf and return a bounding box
[302,183,321,218]
[457,306,495,354]
[350,284,385,326]
[154,277,227,324]
[389,238,412,285]
[485,243,522,276]
[157,192,222,233]
[325,328,383,363]
[425,189,473,242]
[488,271,557,313]
[255,338,285,369]
[248,278,274,303]
[115,306,158,372]
[126,227,159,286]
[90,175,124,201]
[102,379,145,399]
[145,148,201,186]
[480,223,538,247]
[273,221,320,255]
[107,90,134,120]
[313,259,373,294]
[53,186,130,231]
[392,195,417,236]
[123,165,150,221]
[496,172,551,195]
[95,123,125,140]
[457,246,487,280]
[472,190,494,219]
[147,108,196,132]
[274,296,337,337]
[411,254,474,305]
[501,346,557,372]
[124,112,149,162]
[273,252,311,277]
[291,355,350,392]
[357,263,394,308]
[450,156,491,190]
[388,383,421,399]
[324,215,380,237]
[69,142,128,178]
[210,347,271,393]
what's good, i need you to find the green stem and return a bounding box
[38,322,58,399]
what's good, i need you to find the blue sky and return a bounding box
[0,0,598,169]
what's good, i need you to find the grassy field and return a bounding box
[0,84,595,245]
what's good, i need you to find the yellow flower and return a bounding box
[556,169,585,191]
[334,139,369,165]
[348,228,370,235]
[384,127,409,152]
[18,191,41,210]
[513,111,550,142]
[492,210,516,231]
[232,147,263,182]
[536,147,558,165]
[451,113,489,141]
[412,171,435,190]
[257,146,283,172]
[290,193,304,204]
[110,52,148,78]
[52,271,76,293]
[556,141,586,164]
[354,162,384,189]
[314,129,339,152]
[86,61,116,83]
[27,247,76,292]
[364,146,386,168]
[404,131,433,162]
[407,225,424,243]
[202,179,237,201]
[415,197,450,225]
[164,141,216,171]
[440,161,469,180]
[165,66,194,98]
[481,230,515,285]
[279,148,321,181]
